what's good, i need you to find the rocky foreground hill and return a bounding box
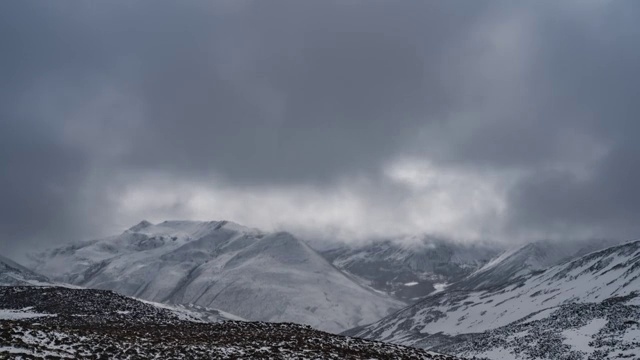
[0,286,461,359]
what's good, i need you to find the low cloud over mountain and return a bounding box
[2,1,640,258]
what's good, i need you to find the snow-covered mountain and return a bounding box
[347,239,640,359]
[321,238,499,301]
[0,254,50,286]
[0,285,462,360]
[1,253,244,324]
[28,220,403,333]
[453,239,621,291]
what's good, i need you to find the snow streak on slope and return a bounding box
[137,299,246,323]
[349,240,640,350]
[30,220,403,333]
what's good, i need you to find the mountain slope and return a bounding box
[0,254,50,286]
[0,252,242,323]
[348,239,640,352]
[436,293,640,359]
[454,239,621,291]
[29,220,403,333]
[0,286,462,360]
[322,238,498,301]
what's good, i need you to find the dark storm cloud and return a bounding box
[502,2,640,238]
[507,141,640,239]
[123,1,489,183]
[1,0,640,258]
[403,1,640,239]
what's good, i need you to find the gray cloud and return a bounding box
[1,1,640,259]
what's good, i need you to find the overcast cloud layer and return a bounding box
[2,1,640,258]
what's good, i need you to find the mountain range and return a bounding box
[27,220,403,333]
[4,218,640,359]
[347,239,640,359]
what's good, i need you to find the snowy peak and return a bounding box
[231,231,327,267]
[29,220,403,333]
[124,219,260,238]
[128,219,153,232]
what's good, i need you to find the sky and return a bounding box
[2,1,640,258]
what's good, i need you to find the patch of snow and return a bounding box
[562,318,607,354]
[622,327,640,342]
[471,347,515,360]
[0,309,56,320]
[432,283,448,293]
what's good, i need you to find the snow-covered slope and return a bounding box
[136,298,246,323]
[322,238,498,301]
[29,220,403,333]
[455,239,621,291]
[436,293,640,359]
[0,254,243,325]
[0,254,50,286]
[348,239,640,353]
[0,286,462,360]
